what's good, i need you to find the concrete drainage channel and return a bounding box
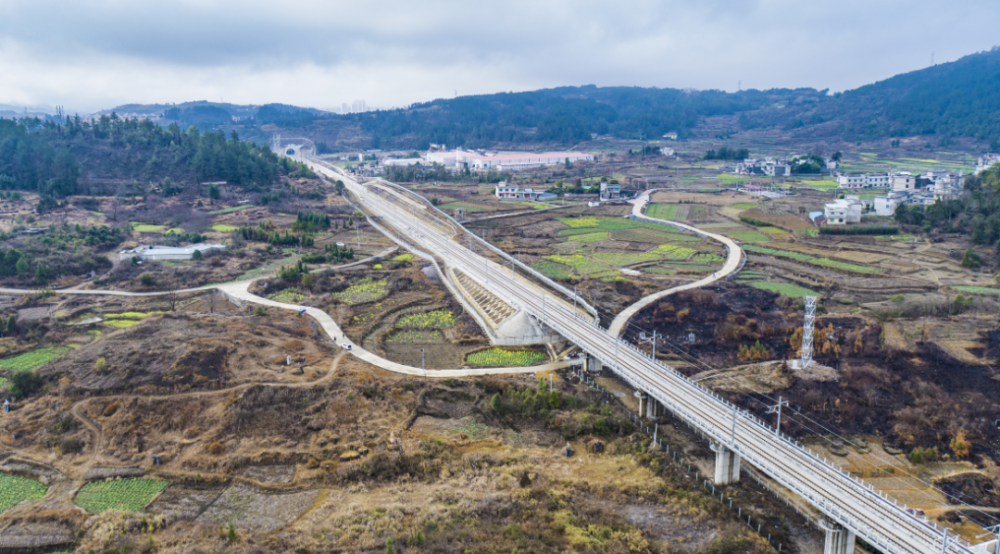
[571,366,817,553]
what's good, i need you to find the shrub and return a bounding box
[139,273,153,286]
[191,249,202,260]
[951,430,971,459]
[961,249,981,268]
[739,215,771,227]
[819,225,898,236]
[10,370,42,397]
[94,358,107,371]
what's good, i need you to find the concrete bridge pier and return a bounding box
[646,397,659,418]
[819,519,855,554]
[634,391,648,417]
[710,441,741,484]
[585,352,602,374]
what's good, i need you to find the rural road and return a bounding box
[607,189,745,337]
[0,246,580,377]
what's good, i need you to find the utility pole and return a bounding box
[639,330,661,361]
[766,396,789,436]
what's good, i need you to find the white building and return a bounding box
[119,244,226,261]
[976,153,1000,174]
[874,194,905,216]
[382,158,423,167]
[837,172,892,189]
[891,172,915,192]
[493,182,556,202]
[927,171,965,201]
[823,198,863,225]
[428,148,593,172]
[600,181,621,201]
[734,158,790,177]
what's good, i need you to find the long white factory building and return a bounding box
[426,148,593,171]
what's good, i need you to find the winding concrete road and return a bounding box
[0,246,578,377]
[607,190,744,337]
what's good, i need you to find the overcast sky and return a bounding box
[2,0,998,114]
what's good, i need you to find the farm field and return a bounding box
[333,278,388,304]
[466,348,547,367]
[0,347,72,371]
[747,280,820,298]
[74,478,169,513]
[396,309,456,328]
[0,473,47,513]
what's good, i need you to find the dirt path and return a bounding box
[64,351,349,478]
[608,189,745,337]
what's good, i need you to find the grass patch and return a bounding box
[646,204,679,220]
[0,473,47,513]
[210,205,253,215]
[546,255,612,275]
[531,260,574,280]
[391,253,414,262]
[131,223,165,233]
[726,231,771,242]
[74,478,168,513]
[950,286,1000,296]
[396,310,456,329]
[593,253,660,266]
[566,231,609,243]
[747,280,819,298]
[611,227,700,243]
[466,348,546,367]
[595,219,638,230]
[211,224,238,232]
[271,289,306,303]
[0,347,72,371]
[163,228,186,235]
[805,180,840,189]
[558,227,601,236]
[104,311,164,320]
[651,244,698,260]
[728,202,759,210]
[104,320,139,329]
[438,202,485,212]
[559,217,602,228]
[333,278,388,305]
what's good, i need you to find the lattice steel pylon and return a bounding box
[801,296,817,367]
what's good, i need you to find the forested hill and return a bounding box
[826,46,1000,143]
[339,86,824,148]
[0,115,314,200]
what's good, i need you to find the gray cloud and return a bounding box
[0,0,997,113]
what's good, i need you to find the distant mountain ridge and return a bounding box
[48,45,1000,150]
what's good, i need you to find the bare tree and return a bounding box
[166,289,179,312]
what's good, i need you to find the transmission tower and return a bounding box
[801,296,817,368]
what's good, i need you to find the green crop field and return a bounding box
[559,217,601,228]
[566,231,609,243]
[466,348,547,367]
[646,204,679,220]
[688,206,708,219]
[271,289,306,303]
[397,310,456,328]
[611,227,699,243]
[726,231,771,242]
[74,478,168,513]
[334,278,388,304]
[651,244,697,260]
[728,203,759,210]
[531,260,574,280]
[211,224,238,232]
[744,245,880,274]
[747,280,820,298]
[104,320,139,328]
[104,311,164,320]
[558,227,603,236]
[0,347,72,371]
[694,253,725,263]
[0,473,46,513]
[546,255,613,275]
[209,205,254,215]
[594,253,660,266]
[595,219,638,230]
[950,286,1000,296]
[391,254,414,262]
[164,228,186,234]
[805,180,840,189]
[131,223,165,233]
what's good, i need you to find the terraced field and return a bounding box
[75,478,169,513]
[0,473,46,513]
[0,347,72,371]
